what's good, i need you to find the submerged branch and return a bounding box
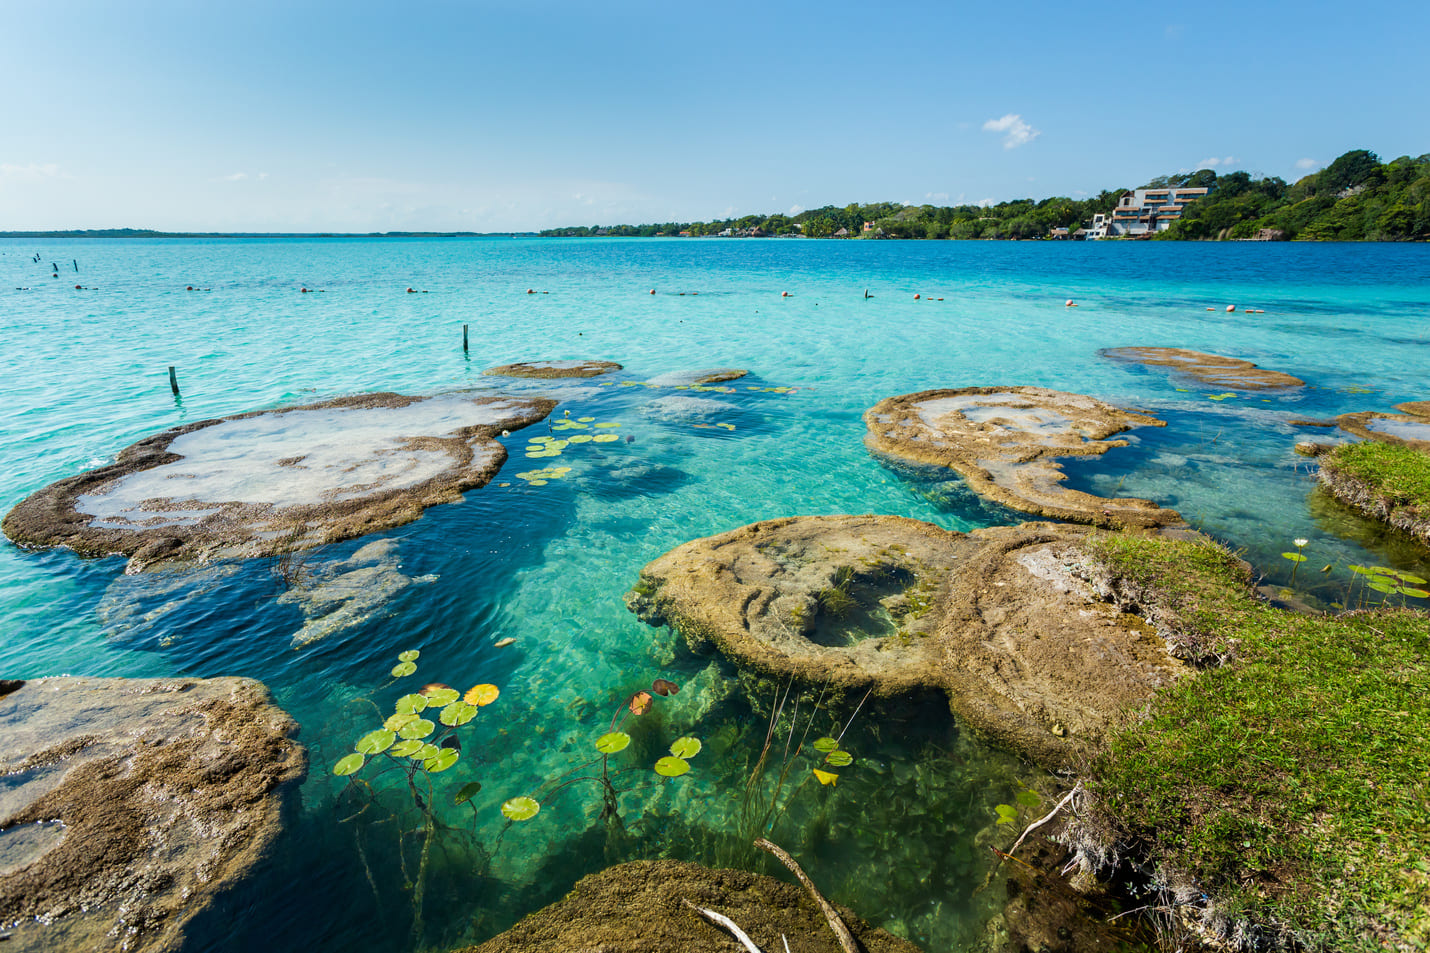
[754,838,859,953]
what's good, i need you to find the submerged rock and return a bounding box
[0,676,305,953]
[643,367,748,386]
[2,391,554,572]
[1335,404,1430,450]
[864,387,1181,529]
[279,538,438,647]
[627,515,1189,769]
[484,359,623,379]
[1101,346,1305,390]
[464,859,922,953]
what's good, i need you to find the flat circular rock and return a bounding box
[2,391,554,571]
[627,515,1189,769]
[643,368,748,386]
[1395,401,1430,419]
[1101,347,1304,390]
[483,360,623,379]
[1335,410,1430,450]
[864,386,1181,529]
[0,677,304,953]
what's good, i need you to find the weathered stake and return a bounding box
[169,365,180,396]
[463,324,469,353]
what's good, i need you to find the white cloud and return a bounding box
[926,191,949,201]
[1196,156,1238,168]
[976,197,997,208]
[787,204,804,216]
[982,114,1040,149]
[1,162,62,178]
[1294,157,1319,170]
[222,172,248,181]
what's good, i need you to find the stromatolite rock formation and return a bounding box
[0,676,305,953]
[2,391,554,571]
[1101,347,1304,390]
[484,360,623,379]
[643,368,748,386]
[1335,403,1430,451]
[627,515,1190,769]
[864,387,1181,530]
[464,859,923,953]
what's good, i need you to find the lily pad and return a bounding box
[595,731,631,754]
[356,729,396,754]
[995,804,1020,825]
[397,718,435,740]
[395,693,429,715]
[812,768,838,786]
[1368,580,1396,594]
[1015,789,1042,808]
[1399,587,1429,598]
[440,701,479,726]
[824,750,853,767]
[389,739,426,757]
[391,660,418,677]
[592,434,619,443]
[333,753,365,776]
[654,756,690,777]
[398,649,420,662]
[465,684,500,706]
[1281,553,1308,562]
[1397,572,1428,585]
[811,737,839,752]
[578,417,595,422]
[422,687,459,707]
[384,712,418,732]
[424,748,460,772]
[502,796,541,821]
[567,434,593,443]
[454,781,483,805]
[669,737,702,759]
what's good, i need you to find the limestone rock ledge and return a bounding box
[463,859,923,953]
[0,676,306,953]
[627,515,1190,770]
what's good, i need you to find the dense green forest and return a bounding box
[540,149,1430,241]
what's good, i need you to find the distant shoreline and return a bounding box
[0,230,536,239]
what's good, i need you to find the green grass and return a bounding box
[1322,441,1430,511]
[1084,533,1430,951]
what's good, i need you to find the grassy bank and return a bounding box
[1318,442,1430,545]
[1077,533,1429,950]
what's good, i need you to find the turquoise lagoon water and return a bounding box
[3,237,1429,951]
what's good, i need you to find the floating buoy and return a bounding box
[75,284,81,290]
[407,287,415,293]
[187,286,194,291]
[1065,299,1075,307]
[649,289,655,294]
[526,289,535,294]
[1226,305,1235,312]
[914,294,920,300]
[1206,307,1215,311]
[781,291,789,297]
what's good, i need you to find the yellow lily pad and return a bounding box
[567,434,593,443]
[592,434,619,443]
[594,422,620,428]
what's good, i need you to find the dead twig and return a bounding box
[682,898,764,953]
[1006,782,1082,859]
[754,838,859,953]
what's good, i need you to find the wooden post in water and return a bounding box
[463,324,469,354]
[169,366,180,396]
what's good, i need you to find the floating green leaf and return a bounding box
[356,729,396,754]
[1349,564,1371,576]
[391,660,418,677]
[412,743,441,761]
[1281,553,1308,563]
[669,737,702,759]
[397,718,435,740]
[1015,789,1042,808]
[502,796,541,821]
[1397,572,1428,585]
[811,737,839,752]
[1369,566,1397,576]
[995,804,1019,825]
[333,753,365,776]
[1368,580,1396,594]
[454,781,483,805]
[384,712,418,732]
[1399,587,1429,598]
[398,649,420,662]
[440,701,478,726]
[389,739,426,757]
[812,768,838,786]
[824,750,854,767]
[595,731,631,754]
[424,748,460,773]
[423,687,459,707]
[395,693,429,714]
[654,756,690,777]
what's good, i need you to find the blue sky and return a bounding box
[2,0,1426,232]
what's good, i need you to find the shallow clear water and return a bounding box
[3,237,1430,951]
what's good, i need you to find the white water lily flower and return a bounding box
[1294,538,1309,548]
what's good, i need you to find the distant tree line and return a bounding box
[540,149,1430,242]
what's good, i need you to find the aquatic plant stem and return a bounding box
[754,838,858,953]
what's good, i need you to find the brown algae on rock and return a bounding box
[483,359,623,379]
[627,515,1190,770]
[1,391,555,571]
[0,676,305,953]
[863,386,1181,529]
[1101,346,1305,391]
[1335,403,1430,451]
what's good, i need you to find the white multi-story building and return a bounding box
[1106,187,1209,236]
